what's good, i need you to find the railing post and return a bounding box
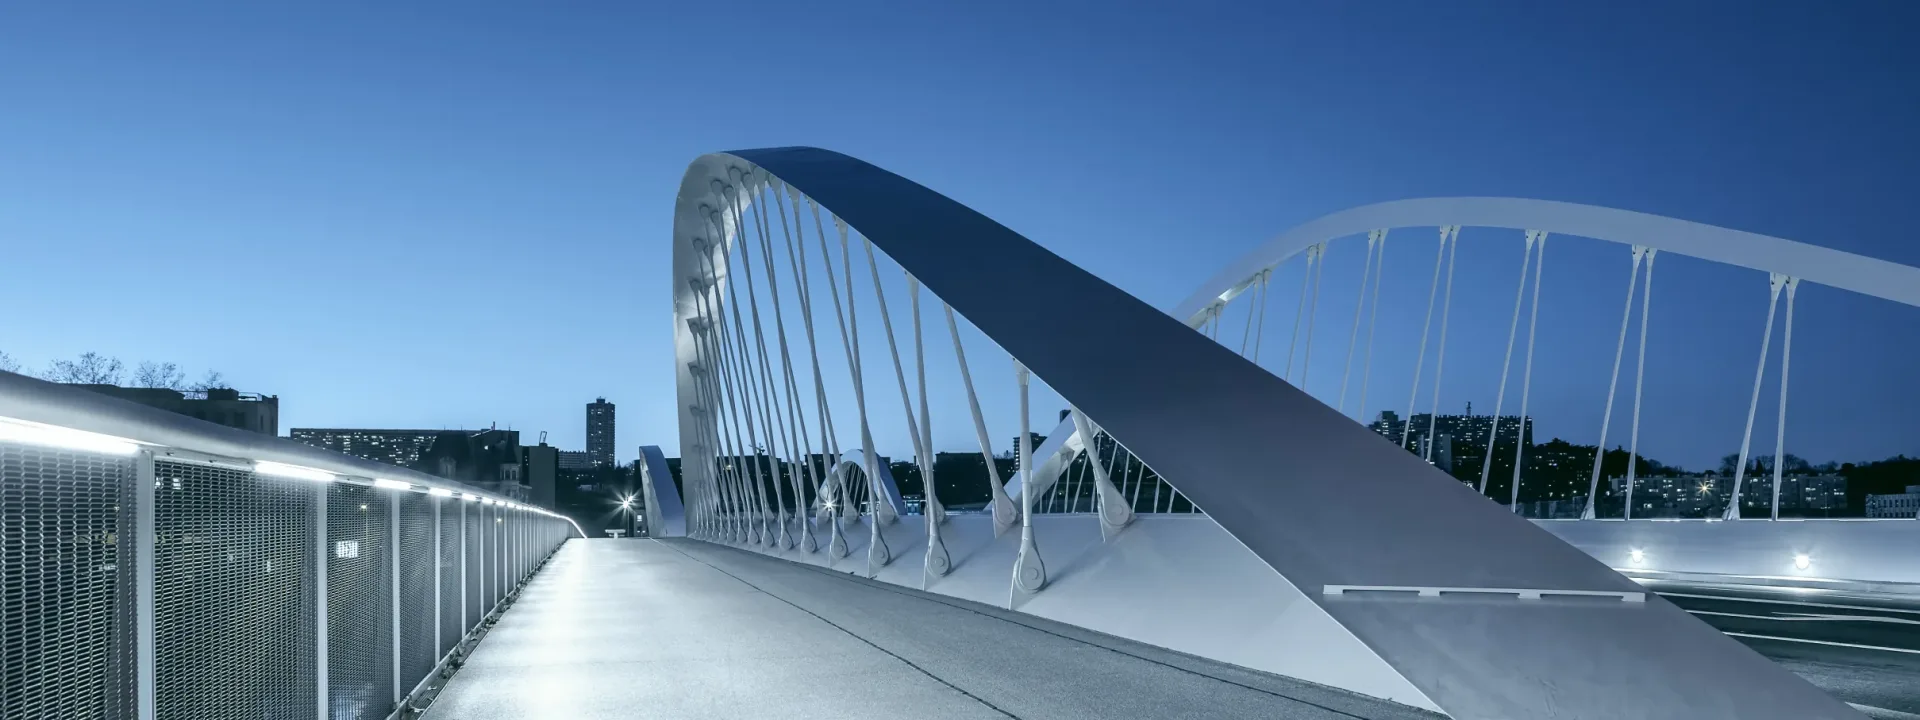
[313,482,328,720]
[503,506,510,602]
[133,450,156,720]
[459,499,467,635]
[433,496,442,660]
[389,492,401,708]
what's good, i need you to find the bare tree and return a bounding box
[0,351,18,374]
[189,370,228,392]
[46,352,126,385]
[134,361,188,390]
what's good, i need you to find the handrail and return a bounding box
[0,370,579,531]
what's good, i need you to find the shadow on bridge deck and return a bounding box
[423,538,1440,720]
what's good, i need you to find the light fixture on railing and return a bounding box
[462,493,480,502]
[0,418,140,456]
[371,478,411,491]
[254,461,335,482]
[481,498,496,505]
[427,487,454,497]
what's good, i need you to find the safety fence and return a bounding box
[0,375,578,720]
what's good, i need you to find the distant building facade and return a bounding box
[1010,433,1047,471]
[291,428,443,468]
[587,398,616,468]
[291,426,529,500]
[558,450,592,471]
[1369,408,1532,479]
[1866,485,1920,518]
[1733,474,1847,514]
[416,428,525,501]
[78,385,278,435]
[523,443,558,510]
[1605,472,1847,518]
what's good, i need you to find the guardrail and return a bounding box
[0,371,581,720]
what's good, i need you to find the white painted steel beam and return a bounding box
[670,147,1862,719]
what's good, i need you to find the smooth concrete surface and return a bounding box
[424,538,1441,720]
[754,513,1435,710]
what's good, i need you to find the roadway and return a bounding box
[422,538,1440,720]
[420,538,1920,719]
[1642,579,1920,719]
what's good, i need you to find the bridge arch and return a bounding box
[1175,196,1920,328]
[670,147,1855,719]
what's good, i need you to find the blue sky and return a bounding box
[2,1,1915,470]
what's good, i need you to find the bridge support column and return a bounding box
[1011,363,1046,602]
[1726,273,1789,520]
[1071,409,1133,540]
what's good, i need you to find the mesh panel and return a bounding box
[488,510,502,609]
[507,513,518,585]
[464,505,482,630]
[0,443,134,720]
[395,493,435,694]
[154,460,316,720]
[326,482,391,719]
[436,499,461,657]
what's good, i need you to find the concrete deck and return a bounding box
[424,538,1439,720]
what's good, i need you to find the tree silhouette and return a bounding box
[45,352,125,384]
[134,361,188,390]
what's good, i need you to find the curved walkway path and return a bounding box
[424,538,1439,720]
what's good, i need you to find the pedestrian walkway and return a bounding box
[424,538,1438,719]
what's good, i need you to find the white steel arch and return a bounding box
[669,148,1861,719]
[1174,197,1920,327]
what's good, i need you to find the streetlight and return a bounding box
[616,494,637,537]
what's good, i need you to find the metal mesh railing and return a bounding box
[483,508,499,612]
[493,513,507,606]
[464,506,483,632]
[0,423,574,720]
[326,482,391,720]
[153,460,316,720]
[436,500,461,658]
[0,445,135,720]
[395,494,436,692]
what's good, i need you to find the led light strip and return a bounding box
[0,418,141,456]
[254,461,335,482]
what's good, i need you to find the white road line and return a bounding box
[1688,609,1920,626]
[1658,591,1920,616]
[1850,702,1920,720]
[1787,612,1920,626]
[1723,631,1920,655]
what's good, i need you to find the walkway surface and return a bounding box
[425,538,1439,720]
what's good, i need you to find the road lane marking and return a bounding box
[1722,631,1920,655]
[1850,702,1920,720]
[1785,612,1920,625]
[1658,591,1920,616]
[1688,609,1920,625]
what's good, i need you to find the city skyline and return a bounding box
[2,4,1916,469]
[5,6,1918,718]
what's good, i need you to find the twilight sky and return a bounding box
[2,1,1915,469]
